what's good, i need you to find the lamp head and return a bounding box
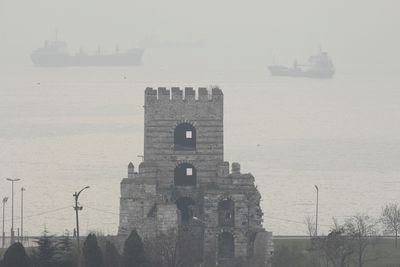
[6,178,21,182]
[75,186,90,197]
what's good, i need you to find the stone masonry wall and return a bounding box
[119,87,273,267]
[144,87,223,187]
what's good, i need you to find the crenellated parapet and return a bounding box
[144,87,223,103]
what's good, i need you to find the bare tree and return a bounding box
[344,214,379,267]
[381,203,400,248]
[310,218,355,267]
[305,216,327,266]
[305,216,316,237]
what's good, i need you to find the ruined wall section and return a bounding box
[202,162,270,266]
[144,87,223,188]
[253,231,274,267]
[118,162,178,239]
[118,177,157,239]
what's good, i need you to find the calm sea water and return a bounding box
[0,65,399,236]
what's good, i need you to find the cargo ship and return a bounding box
[268,50,335,79]
[31,40,144,67]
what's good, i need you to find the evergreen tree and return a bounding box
[56,231,77,267]
[1,242,33,267]
[103,241,120,267]
[122,230,146,267]
[82,233,103,267]
[33,229,57,267]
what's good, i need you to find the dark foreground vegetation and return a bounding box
[273,238,400,267]
[272,210,400,267]
[0,230,151,267]
[1,203,399,267]
[1,228,400,267]
[0,229,238,267]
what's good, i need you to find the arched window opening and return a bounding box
[218,232,234,259]
[174,163,197,186]
[176,197,195,224]
[174,123,196,150]
[218,199,235,227]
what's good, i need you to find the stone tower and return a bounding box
[118,87,273,267]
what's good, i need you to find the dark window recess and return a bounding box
[218,199,235,227]
[174,163,197,186]
[174,123,196,150]
[218,232,235,258]
[176,197,195,224]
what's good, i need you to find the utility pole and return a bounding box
[315,185,319,236]
[2,197,8,248]
[21,187,25,242]
[73,186,90,252]
[6,178,20,244]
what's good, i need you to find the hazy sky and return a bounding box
[0,0,399,69]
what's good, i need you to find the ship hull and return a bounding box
[31,49,144,67]
[268,65,304,77]
[268,65,334,79]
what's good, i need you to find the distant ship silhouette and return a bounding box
[268,50,335,79]
[31,38,144,67]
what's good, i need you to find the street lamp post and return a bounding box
[73,186,90,252]
[2,197,8,248]
[6,178,20,244]
[21,187,25,242]
[315,185,319,236]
